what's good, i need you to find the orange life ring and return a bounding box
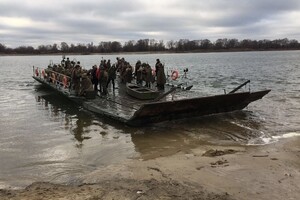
[171,70,179,80]
[63,76,68,88]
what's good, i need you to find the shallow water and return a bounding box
[0,51,299,188]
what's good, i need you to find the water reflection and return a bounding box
[130,111,266,160]
[34,85,267,160]
[72,118,92,145]
[35,86,95,146]
[131,131,200,160]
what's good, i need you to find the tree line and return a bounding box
[1,38,300,54]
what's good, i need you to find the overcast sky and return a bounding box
[1,0,300,47]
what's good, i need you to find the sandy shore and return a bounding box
[0,137,299,200]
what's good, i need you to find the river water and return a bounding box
[0,51,300,189]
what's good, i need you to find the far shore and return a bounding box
[1,48,300,57]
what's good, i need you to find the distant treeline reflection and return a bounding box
[1,38,300,54]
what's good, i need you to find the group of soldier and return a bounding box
[46,56,167,97]
[134,58,166,90]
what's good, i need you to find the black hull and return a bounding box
[127,90,270,125]
[33,76,270,126]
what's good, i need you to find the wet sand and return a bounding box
[0,137,299,200]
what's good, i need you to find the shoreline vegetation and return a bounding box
[1,38,300,55]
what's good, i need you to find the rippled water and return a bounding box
[0,51,300,189]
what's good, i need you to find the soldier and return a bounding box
[107,59,111,69]
[71,64,81,95]
[61,57,65,67]
[98,61,104,92]
[89,65,98,91]
[135,60,143,85]
[119,59,126,83]
[98,64,108,95]
[102,69,109,95]
[107,64,117,90]
[65,57,71,69]
[125,62,133,83]
[155,59,166,90]
[79,74,94,96]
[144,64,153,88]
[155,59,161,78]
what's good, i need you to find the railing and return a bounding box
[228,80,251,94]
[33,66,72,90]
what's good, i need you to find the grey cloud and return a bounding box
[1,0,300,47]
[171,0,300,27]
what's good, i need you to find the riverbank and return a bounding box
[0,136,299,200]
[1,49,300,57]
